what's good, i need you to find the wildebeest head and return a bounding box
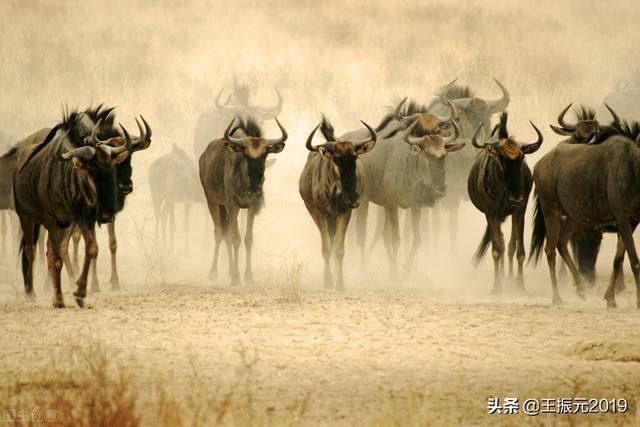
[215,85,283,121]
[395,98,465,199]
[58,107,152,222]
[550,103,601,143]
[223,116,287,196]
[430,77,510,142]
[305,116,377,209]
[472,111,542,206]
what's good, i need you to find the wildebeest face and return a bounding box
[224,117,287,196]
[471,114,543,206]
[403,118,465,199]
[320,141,374,209]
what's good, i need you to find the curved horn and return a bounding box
[471,124,485,148]
[224,117,245,146]
[549,124,574,136]
[215,87,228,109]
[305,124,321,152]
[436,77,458,99]
[486,77,510,114]
[352,121,377,147]
[557,103,575,131]
[604,103,622,127]
[262,87,283,119]
[265,117,288,146]
[442,120,460,144]
[402,121,423,146]
[433,99,455,123]
[393,97,408,120]
[62,145,96,161]
[108,124,133,156]
[520,121,544,154]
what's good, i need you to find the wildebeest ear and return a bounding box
[355,140,376,155]
[636,134,640,147]
[266,142,285,154]
[409,144,423,154]
[265,158,276,168]
[484,145,498,156]
[317,146,331,158]
[225,143,244,154]
[444,142,465,152]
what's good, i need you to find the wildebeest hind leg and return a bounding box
[542,210,563,304]
[604,235,626,308]
[75,225,98,307]
[613,218,640,309]
[507,217,517,279]
[108,222,120,290]
[355,199,369,270]
[557,219,585,300]
[403,206,422,277]
[333,213,351,290]
[18,217,37,296]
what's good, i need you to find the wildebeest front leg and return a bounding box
[226,207,241,285]
[486,216,505,294]
[71,225,81,271]
[46,228,67,308]
[613,217,640,309]
[512,209,526,289]
[0,211,6,256]
[334,212,351,290]
[18,217,37,296]
[75,225,98,307]
[404,206,422,276]
[243,207,257,284]
[107,222,120,290]
[604,235,626,308]
[355,199,369,269]
[384,206,400,281]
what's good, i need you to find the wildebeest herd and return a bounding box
[1,77,640,310]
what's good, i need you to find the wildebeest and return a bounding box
[13,108,142,307]
[425,77,510,247]
[548,103,620,286]
[468,112,543,292]
[356,98,464,279]
[149,143,202,247]
[199,116,287,285]
[67,108,152,292]
[193,80,283,158]
[597,68,640,123]
[300,116,376,289]
[530,117,640,308]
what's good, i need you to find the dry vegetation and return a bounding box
[1,0,640,426]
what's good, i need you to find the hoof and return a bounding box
[244,275,255,285]
[576,288,587,301]
[110,281,121,291]
[552,295,563,305]
[75,297,85,308]
[491,286,502,295]
[90,283,101,293]
[336,283,345,291]
[52,300,65,309]
[605,299,617,309]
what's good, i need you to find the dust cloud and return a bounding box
[0,1,639,425]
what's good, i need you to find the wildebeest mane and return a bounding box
[590,119,640,144]
[497,111,509,139]
[380,100,430,139]
[445,84,474,100]
[0,145,17,159]
[320,115,336,142]
[231,116,263,138]
[574,105,596,121]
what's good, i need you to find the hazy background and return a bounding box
[1,0,639,301]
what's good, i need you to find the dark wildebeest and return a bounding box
[356,99,463,279]
[299,116,377,289]
[425,77,510,247]
[193,81,283,158]
[149,143,202,247]
[199,116,287,285]
[67,108,152,292]
[548,103,621,286]
[13,108,138,307]
[468,112,543,292]
[530,117,640,308]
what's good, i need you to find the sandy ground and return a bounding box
[1,265,639,425]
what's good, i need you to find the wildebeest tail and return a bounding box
[472,225,491,266]
[529,195,546,264]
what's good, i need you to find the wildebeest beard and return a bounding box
[91,160,121,224]
[405,154,446,207]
